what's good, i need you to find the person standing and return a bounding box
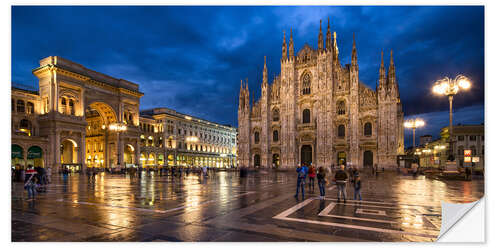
[353,174,362,201]
[294,164,308,199]
[308,164,316,193]
[46,167,52,184]
[317,167,327,199]
[334,165,348,203]
[24,167,37,200]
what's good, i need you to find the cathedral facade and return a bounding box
[238,20,404,169]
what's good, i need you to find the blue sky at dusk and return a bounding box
[11,6,484,145]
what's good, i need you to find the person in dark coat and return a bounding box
[334,165,348,203]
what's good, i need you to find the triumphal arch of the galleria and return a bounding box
[14,56,143,172]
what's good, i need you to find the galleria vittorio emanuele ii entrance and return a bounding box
[22,56,144,172]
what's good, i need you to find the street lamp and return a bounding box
[107,122,127,169]
[432,75,471,160]
[404,118,425,149]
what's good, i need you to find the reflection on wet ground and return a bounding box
[11,170,484,242]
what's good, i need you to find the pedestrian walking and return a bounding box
[46,167,52,183]
[334,164,348,203]
[308,164,316,193]
[353,174,362,201]
[294,164,308,200]
[317,166,327,199]
[92,168,97,182]
[24,167,37,200]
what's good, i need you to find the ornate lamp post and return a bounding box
[404,118,425,149]
[107,122,127,169]
[432,75,471,160]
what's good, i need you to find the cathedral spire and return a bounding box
[318,19,324,51]
[378,50,386,91]
[262,56,268,85]
[282,30,287,61]
[289,28,294,59]
[351,33,357,66]
[388,49,398,95]
[326,17,331,50]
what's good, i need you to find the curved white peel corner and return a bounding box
[438,198,482,240]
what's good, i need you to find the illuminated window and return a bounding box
[27,102,34,114]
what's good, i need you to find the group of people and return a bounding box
[295,164,362,202]
[23,165,51,200]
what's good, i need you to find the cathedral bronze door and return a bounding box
[301,145,312,166]
[272,154,280,168]
[337,151,346,166]
[363,150,373,167]
[253,154,261,167]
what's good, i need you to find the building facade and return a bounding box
[138,108,237,168]
[238,20,404,169]
[11,56,236,172]
[414,124,484,172]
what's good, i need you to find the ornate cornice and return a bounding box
[33,65,144,98]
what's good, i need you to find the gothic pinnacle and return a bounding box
[318,19,324,51]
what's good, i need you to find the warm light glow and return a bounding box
[404,118,425,129]
[432,75,471,96]
[186,136,199,143]
[108,122,127,132]
[458,78,471,89]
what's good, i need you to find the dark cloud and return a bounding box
[12,6,484,127]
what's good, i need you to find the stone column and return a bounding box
[135,139,140,166]
[79,132,86,172]
[54,131,61,171]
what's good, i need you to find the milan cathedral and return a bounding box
[238,19,404,169]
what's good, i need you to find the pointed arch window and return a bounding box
[337,100,346,115]
[254,131,260,144]
[302,73,311,95]
[272,108,280,121]
[273,130,279,142]
[302,109,310,124]
[338,125,345,138]
[364,122,372,136]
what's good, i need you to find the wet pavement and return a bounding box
[11,169,484,242]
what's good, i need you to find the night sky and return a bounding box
[11,6,484,145]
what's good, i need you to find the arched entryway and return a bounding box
[85,101,118,169]
[272,154,280,168]
[11,144,24,169]
[337,151,346,166]
[147,153,155,167]
[27,146,43,168]
[167,154,174,166]
[157,154,164,166]
[140,153,146,167]
[253,154,261,167]
[123,144,135,165]
[61,139,78,164]
[363,150,373,168]
[301,145,313,166]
